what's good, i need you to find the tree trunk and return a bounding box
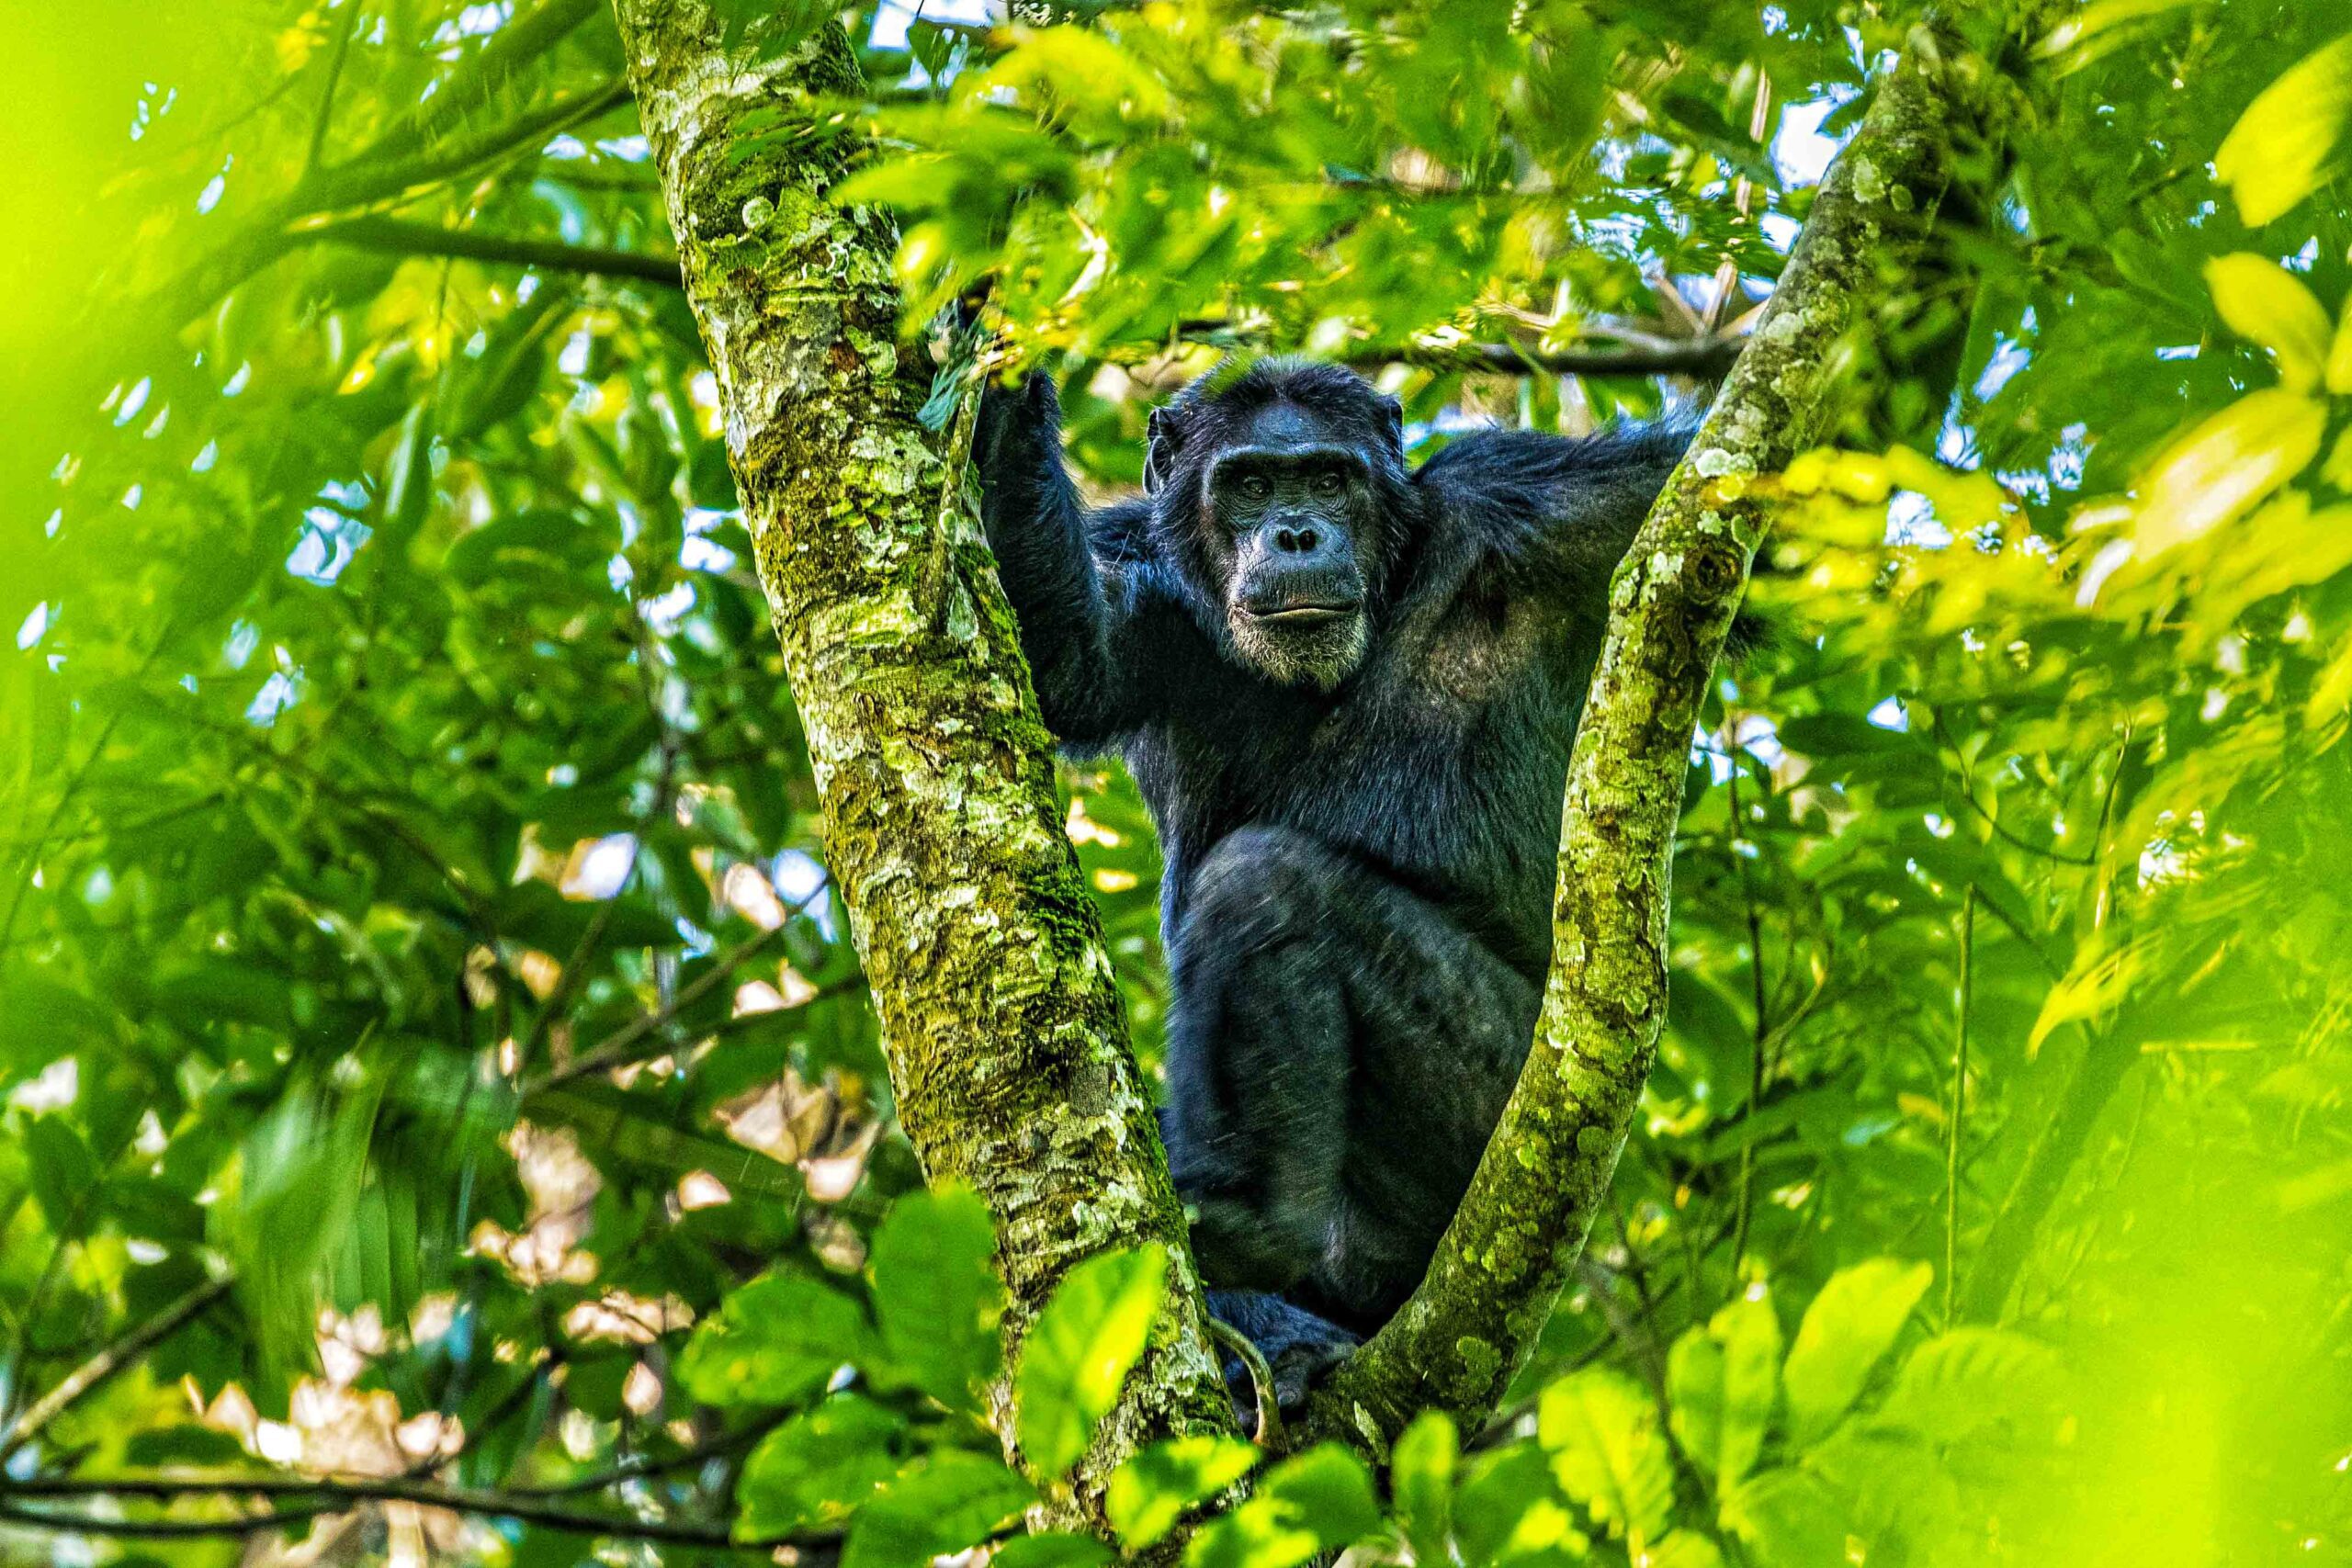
[1305,22,1983,1450]
[606,0,1233,1527]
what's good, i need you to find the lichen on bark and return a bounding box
[606,0,1232,1525]
[1302,25,1980,1451]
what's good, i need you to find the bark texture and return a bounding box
[607,0,1233,1523]
[1303,27,1981,1450]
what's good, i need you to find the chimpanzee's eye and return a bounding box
[1313,472,1345,499]
[1238,474,1272,503]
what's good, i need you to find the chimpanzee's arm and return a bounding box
[1414,423,1690,597]
[973,374,1177,750]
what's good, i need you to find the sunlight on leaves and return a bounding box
[2127,389,2326,559]
[2215,31,2352,226]
[2204,254,2334,393]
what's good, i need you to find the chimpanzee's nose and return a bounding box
[1272,525,1320,553]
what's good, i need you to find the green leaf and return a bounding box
[2215,31,2352,226]
[1106,1434,1259,1549]
[1014,1244,1168,1478]
[1773,713,1926,760]
[1668,1292,1781,1495]
[379,400,436,552]
[2037,0,2201,64]
[2205,254,2335,392]
[737,1394,904,1539]
[444,509,611,581]
[25,1116,97,1235]
[1453,1443,1586,1568]
[526,1083,805,1204]
[447,286,568,437]
[2128,390,2328,559]
[1391,1410,1458,1566]
[1781,1259,1932,1446]
[993,1536,1114,1568]
[840,1451,1034,1568]
[1870,1328,2063,1442]
[1650,1531,1727,1568]
[1720,1469,1847,1568]
[868,1185,1003,1412]
[1184,1445,1384,1568]
[677,1270,874,1409]
[1536,1369,1675,1546]
[1258,1445,1383,1543]
[2330,290,2352,397]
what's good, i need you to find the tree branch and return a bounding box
[1153,321,1745,382]
[336,0,611,174]
[0,1472,837,1558]
[609,0,1234,1533]
[296,220,682,291]
[1340,336,1746,380]
[524,910,810,1095]
[127,6,631,347]
[0,1277,233,1458]
[1302,22,1981,1451]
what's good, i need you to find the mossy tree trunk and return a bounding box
[606,0,1233,1526]
[1304,24,1985,1450]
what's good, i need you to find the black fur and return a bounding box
[975,358,1689,1404]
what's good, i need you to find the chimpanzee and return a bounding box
[975,357,1689,1407]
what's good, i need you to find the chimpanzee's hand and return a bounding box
[973,371,1060,497]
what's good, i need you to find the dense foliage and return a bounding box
[1,1,2346,1563]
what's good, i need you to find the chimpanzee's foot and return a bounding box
[1205,1290,1361,1429]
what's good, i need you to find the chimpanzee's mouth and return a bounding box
[1250,602,1362,626]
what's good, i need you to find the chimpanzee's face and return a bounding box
[1197,400,1380,691]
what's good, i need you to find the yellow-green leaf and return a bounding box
[1781,1259,1932,1446]
[1183,1446,1383,1568]
[2029,946,2138,1056]
[2192,492,2352,636]
[1871,1328,2064,1442]
[1646,1529,1729,1568]
[1106,1435,1258,1550]
[1538,1369,1675,1546]
[1014,1245,1168,1479]
[1390,1411,1457,1567]
[2037,0,2199,65]
[2132,389,2328,558]
[2215,32,2352,227]
[1668,1292,1782,1495]
[2325,427,2352,493]
[2307,638,2352,728]
[2205,254,2334,392]
[2329,289,2352,396]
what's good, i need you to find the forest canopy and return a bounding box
[1,1,2348,1564]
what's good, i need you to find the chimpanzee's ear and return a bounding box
[1379,394,1405,458]
[1143,405,1185,496]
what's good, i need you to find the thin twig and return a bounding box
[334,0,609,175]
[1725,762,1771,1282]
[0,1499,327,1540]
[526,916,808,1094]
[302,0,365,175]
[1941,888,1976,1328]
[0,1278,235,1458]
[1343,336,1746,380]
[295,217,684,285]
[314,77,635,207]
[1929,707,2096,867]
[513,1415,787,1497]
[0,1473,839,1558]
